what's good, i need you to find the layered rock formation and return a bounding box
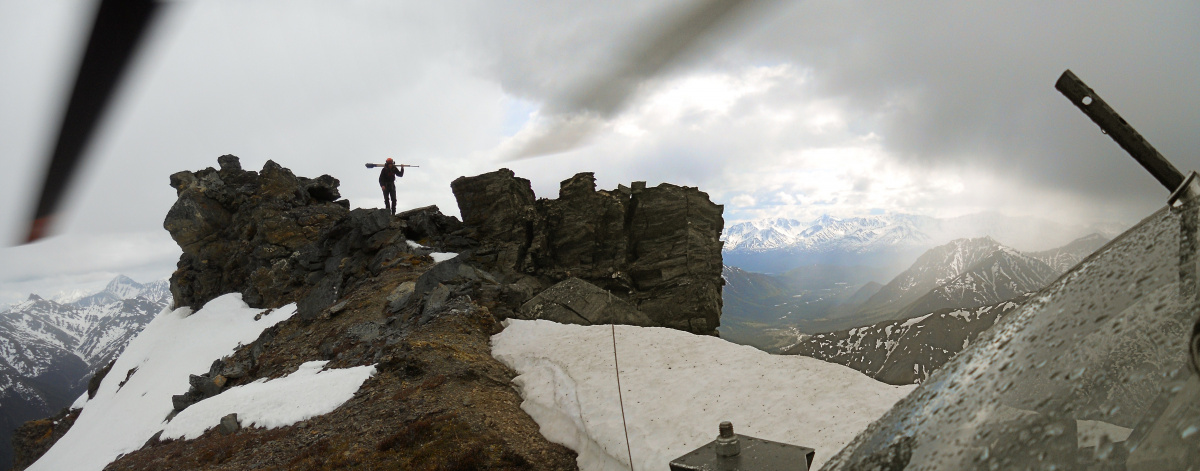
[451,169,725,334]
[163,155,461,314]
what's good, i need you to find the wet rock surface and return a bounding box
[452,169,725,334]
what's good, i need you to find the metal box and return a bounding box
[669,428,815,471]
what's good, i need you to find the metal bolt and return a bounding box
[715,421,740,457]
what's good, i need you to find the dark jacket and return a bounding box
[379,163,404,186]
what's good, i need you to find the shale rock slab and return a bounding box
[518,277,653,327]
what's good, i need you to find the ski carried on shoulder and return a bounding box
[365,163,419,169]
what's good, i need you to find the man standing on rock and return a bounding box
[378,158,404,215]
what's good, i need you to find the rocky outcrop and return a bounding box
[163,155,461,311]
[452,169,724,335]
[11,407,77,471]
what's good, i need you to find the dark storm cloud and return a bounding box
[465,0,1199,218]
[734,1,1200,210]
[468,0,776,158]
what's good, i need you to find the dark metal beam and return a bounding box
[24,0,161,243]
[1055,69,1184,192]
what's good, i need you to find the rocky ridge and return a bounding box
[16,157,724,470]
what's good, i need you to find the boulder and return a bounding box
[518,278,653,326]
[450,169,536,245]
[218,413,240,435]
[386,281,417,312]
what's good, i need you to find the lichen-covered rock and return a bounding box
[452,169,724,335]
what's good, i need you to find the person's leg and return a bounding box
[387,184,398,215]
[381,185,391,213]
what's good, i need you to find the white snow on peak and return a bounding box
[491,319,915,471]
[103,275,143,300]
[30,294,298,471]
[722,213,929,254]
[162,360,375,440]
[723,213,1120,255]
[50,287,100,305]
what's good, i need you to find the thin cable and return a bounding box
[612,323,635,470]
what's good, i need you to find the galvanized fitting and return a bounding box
[715,421,740,457]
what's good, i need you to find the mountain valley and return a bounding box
[0,276,168,471]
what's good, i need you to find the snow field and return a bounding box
[32,293,360,471]
[492,319,917,471]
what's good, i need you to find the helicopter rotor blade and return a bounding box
[23,0,160,243]
[503,0,771,160]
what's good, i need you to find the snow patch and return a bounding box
[162,361,376,440]
[30,294,297,471]
[901,313,933,328]
[491,319,915,471]
[430,252,458,263]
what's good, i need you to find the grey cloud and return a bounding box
[471,0,778,158]
[733,1,1200,211]
[475,0,1196,219]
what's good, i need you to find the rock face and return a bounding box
[518,278,653,327]
[163,155,461,311]
[11,408,78,471]
[452,169,725,335]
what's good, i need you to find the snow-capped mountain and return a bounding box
[1030,233,1111,273]
[892,245,1057,319]
[852,237,1006,322]
[723,214,933,254]
[0,276,169,471]
[721,217,811,253]
[776,233,1111,385]
[722,213,1124,274]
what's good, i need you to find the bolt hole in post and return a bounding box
[1081,95,1093,105]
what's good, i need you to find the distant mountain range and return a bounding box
[724,231,1112,386]
[0,275,168,471]
[719,233,1111,351]
[722,212,1124,274]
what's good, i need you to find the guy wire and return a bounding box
[612,323,634,470]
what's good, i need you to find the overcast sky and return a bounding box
[1,0,1197,305]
